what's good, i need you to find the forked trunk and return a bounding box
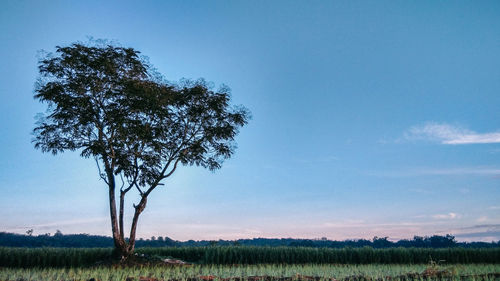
[105,153,150,262]
[107,177,129,260]
[110,188,147,261]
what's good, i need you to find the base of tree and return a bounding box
[95,253,191,267]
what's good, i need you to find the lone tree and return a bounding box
[33,41,249,259]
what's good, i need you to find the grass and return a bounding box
[1,264,499,281]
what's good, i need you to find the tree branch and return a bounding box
[143,158,181,198]
[95,157,109,185]
[162,158,181,180]
[134,182,144,196]
[119,189,126,241]
[119,173,125,191]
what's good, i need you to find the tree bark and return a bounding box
[105,161,128,259]
[119,190,126,241]
[127,196,147,253]
[107,158,177,260]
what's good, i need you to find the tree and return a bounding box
[33,41,250,260]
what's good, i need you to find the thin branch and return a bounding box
[95,157,109,185]
[94,116,116,170]
[162,158,181,179]
[144,158,181,197]
[119,173,125,191]
[122,152,140,194]
[129,117,201,208]
[134,182,144,196]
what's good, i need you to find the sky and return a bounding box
[0,0,499,242]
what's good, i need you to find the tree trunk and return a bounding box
[107,172,129,260]
[119,190,126,241]
[127,196,147,254]
[108,192,147,260]
[105,156,151,261]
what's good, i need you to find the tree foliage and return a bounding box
[33,41,250,258]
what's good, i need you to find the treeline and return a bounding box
[0,232,175,248]
[1,246,500,267]
[1,232,499,248]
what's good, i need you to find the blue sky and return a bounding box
[1,0,499,242]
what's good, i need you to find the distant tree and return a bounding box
[289,240,316,247]
[33,40,250,260]
[429,234,456,248]
[412,236,426,247]
[372,236,392,248]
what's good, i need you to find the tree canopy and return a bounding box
[33,41,250,259]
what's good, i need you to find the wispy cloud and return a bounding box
[456,224,500,230]
[368,167,500,177]
[432,213,460,220]
[409,188,434,194]
[440,224,500,241]
[477,216,488,223]
[454,231,500,240]
[404,122,500,144]
[5,217,108,232]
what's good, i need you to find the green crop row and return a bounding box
[138,247,500,265]
[1,247,499,268]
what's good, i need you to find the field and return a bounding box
[1,247,499,281]
[1,264,500,281]
[2,247,500,267]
